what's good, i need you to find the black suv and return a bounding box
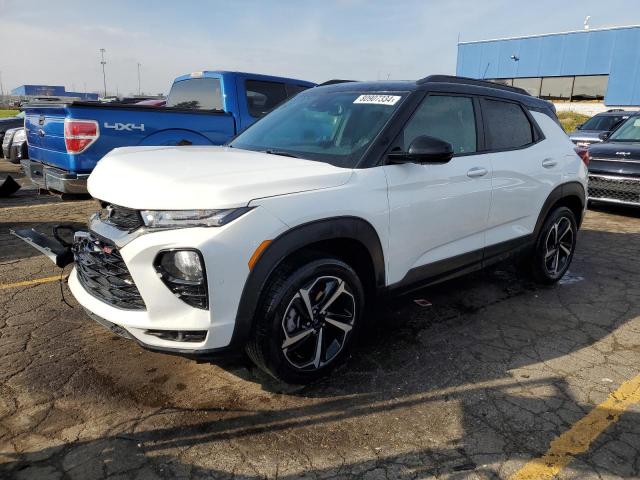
[588,113,640,208]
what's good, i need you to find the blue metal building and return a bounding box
[457,25,640,106]
[11,84,98,100]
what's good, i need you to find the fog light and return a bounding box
[160,250,203,282]
[154,250,208,309]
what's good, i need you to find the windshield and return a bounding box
[229,89,407,168]
[608,116,640,142]
[580,114,627,131]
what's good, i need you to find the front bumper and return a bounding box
[588,174,640,207]
[20,159,89,194]
[67,208,288,353]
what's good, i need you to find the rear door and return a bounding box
[480,98,563,250]
[383,93,493,285]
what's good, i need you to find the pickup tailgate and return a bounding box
[25,105,69,170]
[25,103,236,175]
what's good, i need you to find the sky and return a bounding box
[2,0,639,96]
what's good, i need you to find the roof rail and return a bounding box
[606,108,625,112]
[317,79,356,86]
[417,75,530,96]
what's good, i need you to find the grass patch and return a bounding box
[558,111,590,133]
[0,109,19,118]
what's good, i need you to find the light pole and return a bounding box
[137,62,142,96]
[100,48,107,97]
[0,71,4,99]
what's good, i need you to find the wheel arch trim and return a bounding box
[230,216,386,347]
[534,181,586,238]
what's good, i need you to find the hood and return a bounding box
[569,130,603,142]
[88,146,353,210]
[588,141,640,177]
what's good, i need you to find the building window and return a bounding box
[488,78,513,86]
[513,78,542,97]
[540,77,574,101]
[571,75,608,102]
[483,75,609,103]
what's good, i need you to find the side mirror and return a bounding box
[388,135,454,164]
[598,131,610,141]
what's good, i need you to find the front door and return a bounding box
[383,94,493,286]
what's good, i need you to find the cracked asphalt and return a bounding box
[1,159,640,479]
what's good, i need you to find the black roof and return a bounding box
[595,109,639,116]
[314,75,553,112]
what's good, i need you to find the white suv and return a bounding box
[65,76,587,383]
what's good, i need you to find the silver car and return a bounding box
[569,110,634,147]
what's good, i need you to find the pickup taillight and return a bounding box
[64,119,99,154]
[574,146,590,167]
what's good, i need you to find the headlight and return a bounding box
[140,207,252,229]
[12,129,26,143]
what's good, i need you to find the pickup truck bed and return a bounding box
[23,71,314,193]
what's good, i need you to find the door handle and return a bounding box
[542,158,558,168]
[467,167,488,178]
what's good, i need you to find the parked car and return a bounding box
[587,113,640,208]
[2,127,28,163]
[0,111,24,158]
[22,71,315,194]
[14,75,587,383]
[569,109,633,147]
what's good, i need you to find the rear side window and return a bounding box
[400,95,477,154]
[246,80,288,117]
[482,99,534,150]
[166,78,223,110]
[286,84,311,97]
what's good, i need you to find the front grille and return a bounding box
[99,202,144,231]
[74,234,146,310]
[588,175,640,206]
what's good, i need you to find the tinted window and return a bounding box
[572,75,608,101]
[166,78,223,110]
[513,77,541,97]
[246,80,288,117]
[482,99,534,150]
[540,77,573,101]
[286,84,311,97]
[580,114,627,131]
[400,95,477,154]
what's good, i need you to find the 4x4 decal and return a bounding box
[104,122,145,132]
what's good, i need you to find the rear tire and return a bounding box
[245,255,364,384]
[528,206,577,285]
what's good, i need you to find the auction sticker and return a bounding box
[353,94,401,105]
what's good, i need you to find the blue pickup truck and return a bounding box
[22,71,315,193]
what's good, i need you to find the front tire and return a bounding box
[529,206,577,284]
[246,256,364,384]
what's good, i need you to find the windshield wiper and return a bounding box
[263,149,299,158]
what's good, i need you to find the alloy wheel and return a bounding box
[281,275,356,371]
[543,216,574,276]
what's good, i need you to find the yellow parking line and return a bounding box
[0,275,67,290]
[510,374,640,480]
